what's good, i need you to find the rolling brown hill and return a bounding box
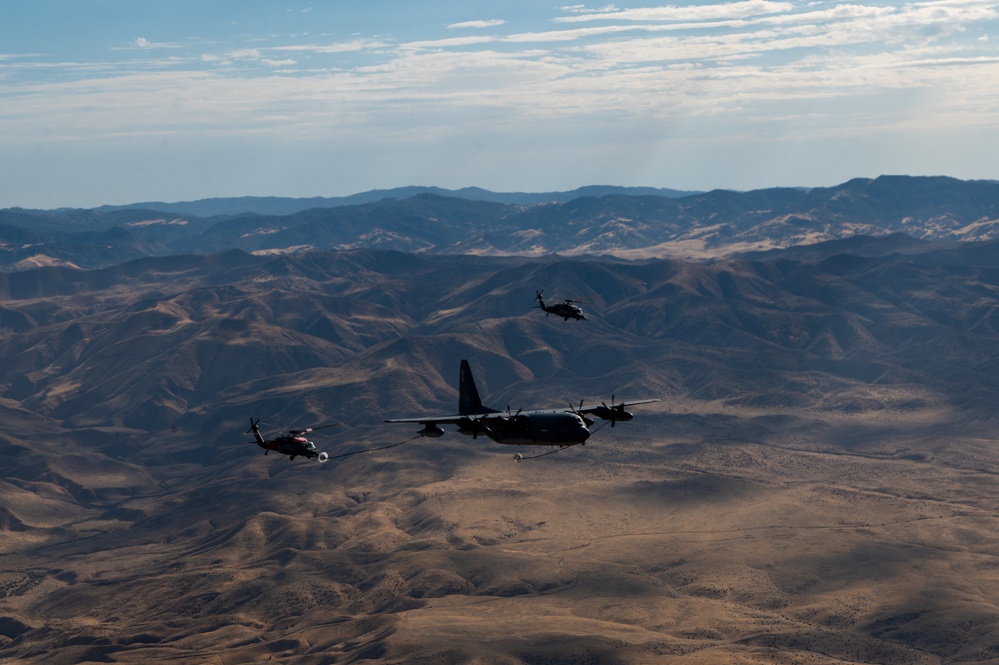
[3,242,999,662]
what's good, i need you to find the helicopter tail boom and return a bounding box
[247,418,265,446]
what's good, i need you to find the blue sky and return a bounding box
[2,0,998,208]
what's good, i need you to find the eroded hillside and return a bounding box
[3,242,999,662]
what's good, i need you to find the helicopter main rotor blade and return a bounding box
[305,423,340,432]
[288,423,340,435]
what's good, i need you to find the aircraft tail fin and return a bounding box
[459,359,498,415]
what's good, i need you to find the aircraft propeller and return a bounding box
[569,399,595,427]
[465,414,486,439]
[598,395,629,427]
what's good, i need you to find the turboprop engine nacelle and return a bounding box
[418,424,445,438]
[592,406,633,423]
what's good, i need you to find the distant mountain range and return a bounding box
[1,175,997,270]
[95,184,702,217]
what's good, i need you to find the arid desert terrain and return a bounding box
[4,401,999,664]
[4,236,999,662]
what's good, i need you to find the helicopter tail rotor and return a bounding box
[246,418,266,445]
[317,451,329,463]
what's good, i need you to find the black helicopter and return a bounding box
[386,360,657,456]
[535,290,586,321]
[245,419,336,462]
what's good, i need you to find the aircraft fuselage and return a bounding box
[386,359,658,451]
[458,411,590,445]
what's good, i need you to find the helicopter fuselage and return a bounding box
[541,302,585,320]
[246,419,329,461]
[259,435,321,459]
[535,291,586,320]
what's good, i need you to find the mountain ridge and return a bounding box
[1,175,997,270]
[16,184,699,218]
[4,238,999,444]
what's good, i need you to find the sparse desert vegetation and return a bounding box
[6,407,999,663]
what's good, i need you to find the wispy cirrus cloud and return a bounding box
[560,4,621,13]
[401,35,497,49]
[0,53,44,61]
[7,0,998,136]
[447,19,506,29]
[555,0,795,22]
[113,37,187,50]
[270,39,389,54]
[4,0,999,207]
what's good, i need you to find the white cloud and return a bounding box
[5,0,999,205]
[2,13,991,141]
[0,53,44,61]
[120,37,185,50]
[401,36,496,49]
[560,4,621,13]
[555,1,795,23]
[504,24,642,43]
[227,48,262,60]
[271,39,388,54]
[447,19,506,29]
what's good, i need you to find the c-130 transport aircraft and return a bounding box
[386,359,658,451]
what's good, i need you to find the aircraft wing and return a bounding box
[577,398,660,414]
[576,398,660,424]
[385,414,466,424]
[385,411,521,424]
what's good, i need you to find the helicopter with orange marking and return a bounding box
[245,419,336,462]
